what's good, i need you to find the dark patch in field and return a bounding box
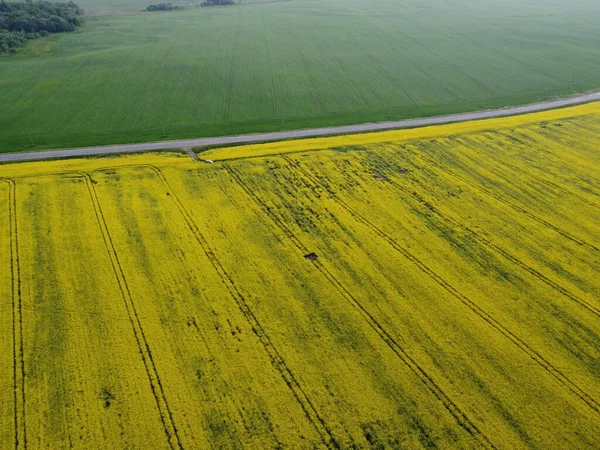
[372,171,388,181]
[446,187,462,198]
[204,412,241,448]
[409,196,519,283]
[407,416,439,449]
[304,252,318,261]
[100,387,115,409]
[187,316,200,332]
[411,191,436,212]
[360,149,411,180]
[286,204,321,234]
[362,420,433,449]
[505,135,528,145]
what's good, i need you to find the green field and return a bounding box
[1,0,600,152]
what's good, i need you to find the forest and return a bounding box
[144,3,183,12]
[0,0,83,54]
[201,0,234,6]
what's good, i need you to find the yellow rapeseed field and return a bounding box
[1,102,600,448]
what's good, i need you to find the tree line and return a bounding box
[144,1,234,11]
[144,3,183,12]
[201,0,234,6]
[0,0,84,54]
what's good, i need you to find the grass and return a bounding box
[1,0,600,153]
[1,104,600,447]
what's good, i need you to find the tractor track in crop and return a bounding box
[140,164,341,449]
[377,162,600,319]
[221,162,497,449]
[284,158,600,416]
[222,18,240,123]
[2,178,26,450]
[4,153,598,445]
[408,147,600,254]
[81,171,184,450]
[449,137,600,210]
[116,42,179,128]
[343,150,600,319]
[5,169,185,448]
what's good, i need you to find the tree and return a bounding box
[0,0,83,54]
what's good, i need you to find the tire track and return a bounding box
[283,15,326,112]
[383,22,495,97]
[342,24,430,105]
[3,178,26,450]
[221,163,497,449]
[321,41,370,109]
[116,41,178,127]
[503,127,600,185]
[80,172,183,450]
[447,136,600,210]
[223,13,241,122]
[347,152,600,318]
[55,59,130,134]
[408,146,600,253]
[1,62,88,131]
[141,165,341,449]
[259,12,280,118]
[285,158,600,416]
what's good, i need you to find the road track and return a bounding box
[1,91,599,163]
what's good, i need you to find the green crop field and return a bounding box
[1,0,600,152]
